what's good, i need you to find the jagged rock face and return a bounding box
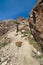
[29,0,43,52]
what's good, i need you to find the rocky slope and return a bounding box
[0,29,40,65]
[29,0,43,52]
[0,0,43,65]
[0,18,43,65]
[0,19,16,36]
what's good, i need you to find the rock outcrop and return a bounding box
[29,0,43,52]
[0,20,16,36]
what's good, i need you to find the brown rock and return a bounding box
[15,41,22,47]
[29,0,43,52]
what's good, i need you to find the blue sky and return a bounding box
[0,0,37,20]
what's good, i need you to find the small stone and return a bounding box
[1,61,7,65]
[37,51,41,56]
[1,58,4,62]
[15,41,22,47]
[30,35,33,39]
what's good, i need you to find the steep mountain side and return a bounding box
[29,0,43,52]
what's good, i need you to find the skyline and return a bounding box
[0,0,37,20]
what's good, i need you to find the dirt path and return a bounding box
[5,30,40,65]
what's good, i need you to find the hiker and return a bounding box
[16,24,19,32]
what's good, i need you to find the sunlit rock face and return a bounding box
[29,0,43,52]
